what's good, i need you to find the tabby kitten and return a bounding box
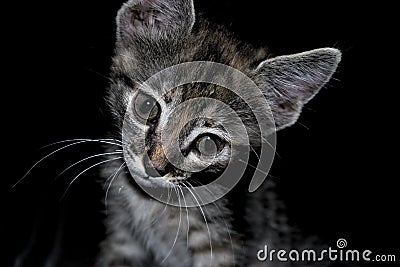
[98,0,341,266]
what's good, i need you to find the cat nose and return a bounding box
[143,153,172,177]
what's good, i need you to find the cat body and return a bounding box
[97,0,341,266]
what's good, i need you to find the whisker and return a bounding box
[41,138,123,149]
[161,185,182,264]
[105,163,126,215]
[61,157,124,200]
[182,182,213,267]
[297,121,310,131]
[189,180,236,266]
[238,158,270,177]
[12,138,125,189]
[12,140,92,189]
[57,151,123,178]
[246,127,279,157]
[177,185,190,247]
[250,145,260,161]
[150,187,170,227]
[87,68,113,83]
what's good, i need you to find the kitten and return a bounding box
[97,0,341,266]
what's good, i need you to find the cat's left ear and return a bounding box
[116,0,195,47]
[254,48,341,130]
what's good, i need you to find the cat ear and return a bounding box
[116,0,195,46]
[254,48,341,130]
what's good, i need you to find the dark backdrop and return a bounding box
[2,1,398,266]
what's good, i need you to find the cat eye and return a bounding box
[195,135,224,157]
[133,92,160,124]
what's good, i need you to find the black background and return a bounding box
[2,0,398,266]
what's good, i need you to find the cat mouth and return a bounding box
[149,172,187,183]
[134,172,188,188]
[148,170,222,187]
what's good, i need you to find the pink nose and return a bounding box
[144,146,170,177]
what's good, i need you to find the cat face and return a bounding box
[122,83,237,188]
[107,0,341,194]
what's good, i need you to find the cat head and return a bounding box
[108,0,341,193]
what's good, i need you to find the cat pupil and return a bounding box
[134,92,159,122]
[140,100,153,113]
[197,136,218,156]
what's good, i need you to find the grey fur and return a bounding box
[98,0,341,266]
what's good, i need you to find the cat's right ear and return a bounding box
[116,0,195,47]
[253,48,341,130]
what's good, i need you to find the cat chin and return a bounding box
[149,176,185,187]
[130,172,185,189]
